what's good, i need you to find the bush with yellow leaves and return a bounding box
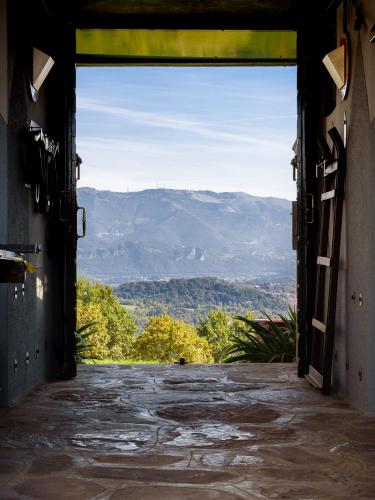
[134,314,213,363]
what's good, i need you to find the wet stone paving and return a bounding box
[0,363,375,499]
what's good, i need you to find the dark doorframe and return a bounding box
[61,25,78,379]
[296,5,338,377]
[69,20,310,378]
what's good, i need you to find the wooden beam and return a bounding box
[317,256,331,267]
[321,189,335,201]
[312,318,326,333]
[305,365,323,388]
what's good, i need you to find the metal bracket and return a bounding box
[77,207,86,239]
[0,244,42,254]
[27,121,59,157]
[291,156,298,181]
[76,154,82,181]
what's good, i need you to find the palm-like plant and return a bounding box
[225,306,297,363]
[75,321,97,363]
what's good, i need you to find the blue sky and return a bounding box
[77,66,296,200]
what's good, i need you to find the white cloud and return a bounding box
[76,134,296,200]
[77,97,291,151]
[76,68,297,199]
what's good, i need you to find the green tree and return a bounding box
[196,310,233,362]
[196,309,255,362]
[232,310,255,337]
[134,314,213,363]
[77,278,137,360]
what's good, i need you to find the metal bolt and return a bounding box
[25,352,30,366]
[174,358,187,365]
[36,346,40,359]
[14,286,18,300]
[21,284,25,297]
[358,293,363,308]
[13,360,18,373]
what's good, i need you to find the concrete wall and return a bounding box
[0,0,72,406]
[0,0,9,405]
[326,1,375,414]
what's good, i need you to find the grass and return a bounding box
[84,358,160,364]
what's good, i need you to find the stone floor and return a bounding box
[0,364,375,499]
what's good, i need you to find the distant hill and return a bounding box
[116,277,290,324]
[77,187,295,283]
[117,277,288,311]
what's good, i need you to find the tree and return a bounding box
[232,310,255,336]
[134,314,213,363]
[196,309,255,362]
[76,301,110,360]
[77,278,137,360]
[196,310,233,362]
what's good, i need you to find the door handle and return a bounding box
[77,206,86,239]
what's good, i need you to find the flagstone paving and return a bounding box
[0,363,375,499]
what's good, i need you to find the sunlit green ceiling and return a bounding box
[76,29,296,65]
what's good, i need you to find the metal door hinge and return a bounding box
[305,194,314,224]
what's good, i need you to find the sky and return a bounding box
[77,66,297,200]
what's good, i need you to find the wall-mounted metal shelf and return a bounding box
[0,244,42,254]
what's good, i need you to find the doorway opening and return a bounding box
[75,65,297,365]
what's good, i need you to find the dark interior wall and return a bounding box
[0,0,76,406]
[0,0,9,405]
[0,114,8,405]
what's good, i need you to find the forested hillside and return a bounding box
[116,277,290,324]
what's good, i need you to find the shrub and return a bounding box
[134,314,213,363]
[75,321,98,364]
[225,307,297,363]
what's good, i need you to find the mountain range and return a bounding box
[77,187,295,283]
